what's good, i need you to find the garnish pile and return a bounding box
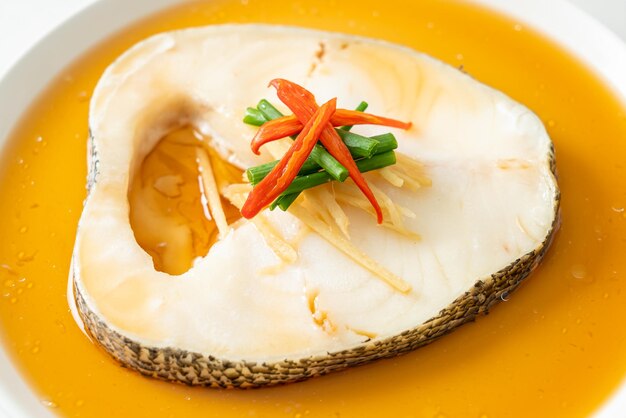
[221,78,429,291]
[240,79,412,223]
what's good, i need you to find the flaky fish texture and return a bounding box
[70,25,559,388]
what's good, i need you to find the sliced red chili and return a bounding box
[270,78,384,224]
[251,110,411,155]
[241,98,337,219]
[250,116,301,155]
[333,109,412,130]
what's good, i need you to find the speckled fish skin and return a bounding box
[70,24,560,387]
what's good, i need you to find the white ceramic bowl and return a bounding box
[0,1,625,416]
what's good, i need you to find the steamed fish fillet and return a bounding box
[71,24,559,387]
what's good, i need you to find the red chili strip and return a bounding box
[334,109,412,130]
[251,110,412,155]
[241,98,337,219]
[269,78,384,224]
[250,116,302,155]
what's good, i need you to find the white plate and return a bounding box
[0,1,625,417]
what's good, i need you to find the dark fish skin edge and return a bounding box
[73,136,560,389]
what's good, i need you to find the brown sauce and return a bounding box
[128,127,241,275]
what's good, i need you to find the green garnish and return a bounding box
[256,100,348,182]
[270,151,397,210]
[243,99,400,212]
[246,133,398,185]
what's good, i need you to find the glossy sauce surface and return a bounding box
[128,127,242,275]
[1,1,626,417]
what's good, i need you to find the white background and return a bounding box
[0,0,625,80]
